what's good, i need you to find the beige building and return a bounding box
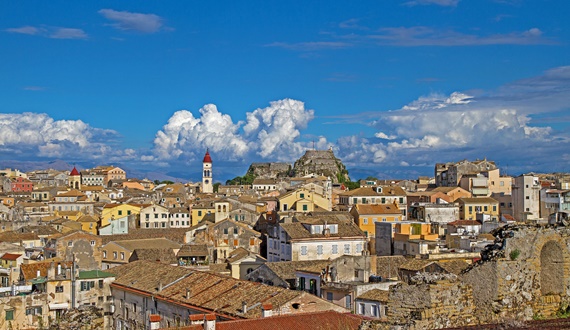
[457,197,500,221]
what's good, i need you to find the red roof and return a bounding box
[166,311,363,330]
[203,151,212,163]
[70,167,80,176]
[1,253,21,261]
[448,220,482,226]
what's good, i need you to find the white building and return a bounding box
[140,204,170,229]
[512,174,541,221]
[266,213,366,262]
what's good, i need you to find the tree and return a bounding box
[213,182,221,193]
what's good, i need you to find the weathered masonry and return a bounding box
[381,224,570,329]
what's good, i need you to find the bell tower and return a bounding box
[202,150,213,193]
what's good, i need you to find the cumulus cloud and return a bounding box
[153,104,248,161]
[99,9,164,33]
[335,66,570,173]
[152,99,317,162]
[244,99,315,158]
[0,113,119,159]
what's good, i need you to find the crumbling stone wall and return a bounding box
[385,224,570,329]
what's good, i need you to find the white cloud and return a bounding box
[374,132,397,140]
[5,26,87,39]
[334,67,570,172]
[244,99,315,158]
[5,26,40,35]
[153,99,316,162]
[49,28,88,39]
[99,9,164,33]
[0,113,117,159]
[153,104,249,161]
[404,0,459,6]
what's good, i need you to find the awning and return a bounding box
[31,277,47,284]
[49,303,69,310]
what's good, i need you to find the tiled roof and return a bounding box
[436,260,470,275]
[375,256,407,279]
[101,228,190,244]
[399,259,436,272]
[0,253,21,261]
[265,260,331,281]
[0,231,40,243]
[447,220,482,226]
[353,204,401,215]
[458,197,498,204]
[356,289,390,302]
[162,311,363,330]
[21,259,73,280]
[77,215,99,223]
[280,220,364,240]
[130,248,177,264]
[177,244,209,257]
[110,260,314,319]
[339,186,406,197]
[109,238,181,252]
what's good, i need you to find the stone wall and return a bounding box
[383,224,570,329]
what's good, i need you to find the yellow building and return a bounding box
[191,202,215,226]
[100,203,142,227]
[77,215,99,235]
[350,204,402,239]
[458,197,500,221]
[278,187,331,212]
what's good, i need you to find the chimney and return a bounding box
[204,314,216,330]
[262,303,273,318]
[149,315,161,330]
[57,264,62,276]
[242,301,248,314]
[157,281,163,292]
[186,288,191,300]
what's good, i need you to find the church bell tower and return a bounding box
[202,150,213,193]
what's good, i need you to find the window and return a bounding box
[283,204,288,211]
[363,218,368,224]
[113,252,117,259]
[99,280,104,289]
[300,193,305,198]
[484,206,488,212]
[198,211,202,216]
[493,205,497,212]
[317,245,323,255]
[120,252,125,260]
[345,295,351,309]
[327,292,333,301]
[154,214,159,219]
[234,227,238,234]
[353,198,358,204]
[332,245,338,254]
[80,281,95,291]
[146,214,150,220]
[399,197,404,204]
[161,222,166,228]
[356,243,363,254]
[103,250,107,258]
[55,285,64,293]
[301,246,308,256]
[344,244,350,254]
[224,228,228,235]
[526,196,530,200]
[127,210,131,215]
[5,310,13,321]
[118,210,122,216]
[372,305,379,317]
[468,206,473,212]
[359,303,365,315]
[381,198,386,204]
[68,241,73,247]
[302,204,308,211]
[90,240,95,246]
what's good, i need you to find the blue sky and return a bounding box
[1,0,569,181]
